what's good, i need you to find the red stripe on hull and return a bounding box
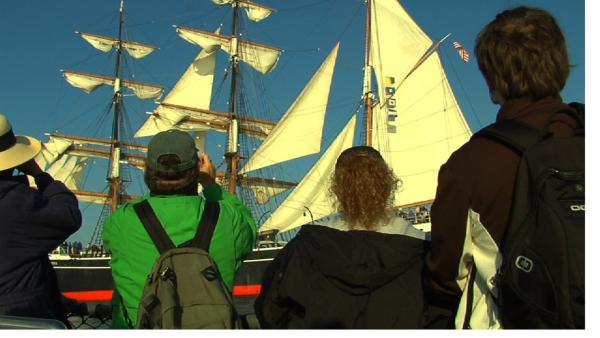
[233,284,262,296]
[62,284,262,302]
[62,290,114,302]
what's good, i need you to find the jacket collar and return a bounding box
[496,96,566,122]
[314,212,426,240]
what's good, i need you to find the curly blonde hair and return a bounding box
[329,146,400,230]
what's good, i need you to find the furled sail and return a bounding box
[34,135,74,169]
[240,43,340,174]
[30,136,88,191]
[46,133,147,153]
[62,70,164,100]
[77,32,157,59]
[46,156,88,191]
[238,1,274,22]
[210,0,233,5]
[176,27,281,74]
[369,0,472,208]
[209,0,274,22]
[260,115,357,233]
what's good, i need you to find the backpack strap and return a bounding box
[462,264,478,329]
[555,102,584,136]
[189,201,221,251]
[475,119,546,155]
[567,102,584,129]
[134,200,176,254]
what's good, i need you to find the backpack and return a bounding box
[475,102,585,329]
[128,199,240,329]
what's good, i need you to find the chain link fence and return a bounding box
[64,297,257,329]
[65,301,112,329]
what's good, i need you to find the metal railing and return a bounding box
[0,315,68,329]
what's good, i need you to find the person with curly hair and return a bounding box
[254,146,427,329]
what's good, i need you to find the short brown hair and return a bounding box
[329,146,399,231]
[475,6,570,100]
[144,154,199,194]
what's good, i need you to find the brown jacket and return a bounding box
[425,97,578,328]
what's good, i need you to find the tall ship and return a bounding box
[45,0,472,311]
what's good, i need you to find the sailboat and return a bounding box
[45,0,472,310]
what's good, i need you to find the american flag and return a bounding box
[453,41,470,63]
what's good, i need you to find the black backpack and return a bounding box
[475,102,585,329]
[128,199,239,329]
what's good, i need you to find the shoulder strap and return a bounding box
[567,102,585,129]
[134,200,175,254]
[462,264,478,329]
[189,201,221,252]
[475,119,546,155]
[544,102,585,137]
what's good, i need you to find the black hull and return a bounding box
[51,246,281,312]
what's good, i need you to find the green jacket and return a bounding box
[103,183,257,328]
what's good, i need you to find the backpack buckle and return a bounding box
[515,256,533,273]
[201,266,218,281]
[160,267,175,281]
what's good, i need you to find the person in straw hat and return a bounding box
[0,113,81,327]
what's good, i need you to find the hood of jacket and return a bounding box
[293,217,426,296]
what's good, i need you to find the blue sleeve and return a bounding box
[12,175,82,254]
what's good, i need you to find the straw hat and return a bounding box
[0,114,42,171]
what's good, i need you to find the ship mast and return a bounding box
[226,0,241,194]
[363,0,373,147]
[108,0,126,211]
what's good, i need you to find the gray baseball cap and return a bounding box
[146,129,198,174]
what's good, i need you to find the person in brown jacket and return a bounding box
[425,6,579,329]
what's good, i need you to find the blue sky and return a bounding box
[0,0,585,242]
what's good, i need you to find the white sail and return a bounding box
[210,0,233,5]
[241,177,295,205]
[46,156,88,191]
[122,41,157,59]
[240,43,340,174]
[370,0,472,208]
[135,105,209,138]
[135,107,189,138]
[261,115,357,233]
[236,39,281,74]
[135,31,219,138]
[136,104,274,139]
[34,136,73,169]
[249,184,289,205]
[209,0,274,22]
[79,32,114,52]
[62,70,164,100]
[78,32,157,59]
[76,194,110,205]
[121,79,164,100]
[193,131,207,155]
[238,1,274,22]
[163,48,217,109]
[176,27,281,74]
[30,135,88,191]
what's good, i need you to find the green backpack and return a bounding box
[129,199,239,329]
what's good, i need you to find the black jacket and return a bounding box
[255,221,427,329]
[0,173,81,325]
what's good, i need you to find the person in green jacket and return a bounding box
[104,130,257,329]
